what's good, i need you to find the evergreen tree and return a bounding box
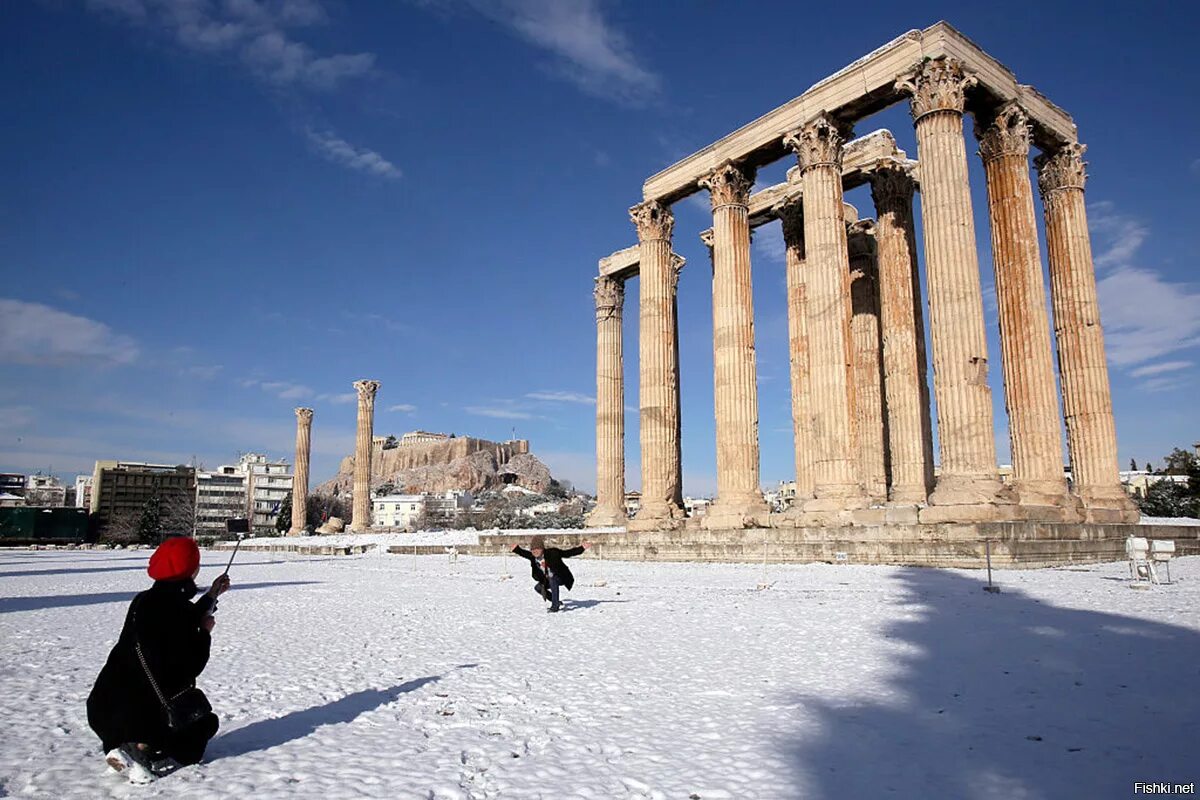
[275,491,292,534]
[1130,458,1138,471]
[137,491,163,544]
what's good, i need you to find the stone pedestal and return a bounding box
[699,162,769,527]
[349,380,379,532]
[847,221,889,503]
[870,164,934,505]
[898,58,1009,512]
[1036,144,1138,523]
[977,104,1074,518]
[587,276,628,527]
[289,407,313,535]
[778,200,816,505]
[785,114,865,510]
[630,201,685,529]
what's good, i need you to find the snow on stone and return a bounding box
[1139,515,1200,526]
[1,550,1197,798]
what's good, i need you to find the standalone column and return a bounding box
[349,379,379,532]
[870,164,934,503]
[784,114,864,507]
[630,201,684,527]
[588,276,627,527]
[848,221,889,502]
[699,161,768,524]
[977,103,1072,513]
[897,58,1006,510]
[289,407,313,535]
[778,200,816,503]
[1035,144,1138,523]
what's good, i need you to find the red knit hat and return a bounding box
[147,536,201,582]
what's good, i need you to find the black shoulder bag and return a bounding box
[131,599,213,732]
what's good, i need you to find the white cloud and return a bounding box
[0,406,36,430]
[752,223,786,265]
[306,129,402,179]
[0,298,139,366]
[465,405,535,420]
[387,403,417,413]
[525,391,594,404]
[317,392,356,405]
[1089,204,1200,372]
[426,0,660,104]
[181,364,223,380]
[88,0,374,90]
[244,379,315,399]
[1129,361,1192,378]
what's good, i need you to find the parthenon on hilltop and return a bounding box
[586,21,1144,542]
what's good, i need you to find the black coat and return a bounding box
[87,579,215,752]
[512,545,585,590]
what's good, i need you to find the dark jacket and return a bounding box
[87,579,215,752]
[512,545,585,591]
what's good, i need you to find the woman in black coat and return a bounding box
[87,536,230,783]
[512,535,591,612]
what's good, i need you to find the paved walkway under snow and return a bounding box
[0,549,1197,799]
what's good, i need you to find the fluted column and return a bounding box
[289,407,313,535]
[1036,144,1138,523]
[630,201,684,527]
[870,164,934,503]
[977,103,1071,511]
[698,162,768,523]
[349,379,379,532]
[784,114,864,507]
[848,221,889,502]
[897,58,1006,508]
[778,200,816,503]
[588,276,627,527]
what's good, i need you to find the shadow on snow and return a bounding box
[0,581,321,614]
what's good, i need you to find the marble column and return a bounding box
[349,379,379,532]
[847,221,889,502]
[1035,143,1138,523]
[630,201,684,526]
[588,276,627,527]
[778,199,816,503]
[784,114,864,506]
[897,58,1006,509]
[870,163,934,503]
[698,161,768,523]
[289,407,313,535]
[976,103,1071,511]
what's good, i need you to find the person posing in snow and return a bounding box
[512,535,591,613]
[87,535,230,784]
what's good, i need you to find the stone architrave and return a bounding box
[847,221,889,502]
[896,57,1007,510]
[630,201,685,527]
[290,407,313,535]
[588,276,627,527]
[698,161,768,524]
[777,199,816,503]
[784,114,864,508]
[1035,144,1138,523]
[870,163,934,504]
[349,380,380,532]
[976,103,1072,513]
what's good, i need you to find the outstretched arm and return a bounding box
[512,545,534,562]
[558,543,590,559]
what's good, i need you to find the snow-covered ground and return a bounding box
[1,549,1197,799]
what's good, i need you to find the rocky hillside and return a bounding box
[314,436,554,496]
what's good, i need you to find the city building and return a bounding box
[237,453,293,535]
[90,461,196,535]
[372,494,426,530]
[195,466,248,537]
[25,474,66,507]
[684,496,712,517]
[1120,471,1190,499]
[0,493,23,508]
[0,473,26,500]
[399,430,452,447]
[423,490,473,523]
[624,491,642,517]
[74,475,93,509]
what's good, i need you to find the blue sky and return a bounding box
[2,0,1198,494]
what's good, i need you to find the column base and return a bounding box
[1075,485,1140,524]
[701,496,770,530]
[928,472,1015,506]
[1010,480,1083,523]
[585,506,628,528]
[888,485,930,506]
[287,528,307,537]
[805,488,869,513]
[628,501,685,532]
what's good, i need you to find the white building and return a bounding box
[1120,470,1189,499]
[684,496,712,517]
[237,453,293,534]
[74,475,93,509]
[195,466,248,537]
[25,474,65,507]
[423,490,473,522]
[372,494,426,530]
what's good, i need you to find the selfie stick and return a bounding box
[223,534,244,576]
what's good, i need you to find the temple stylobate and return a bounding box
[586,21,1138,533]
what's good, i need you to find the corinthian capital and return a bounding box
[784,112,851,172]
[295,407,314,424]
[976,102,1031,163]
[1034,143,1087,195]
[698,161,755,209]
[846,219,877,263]
[629,200,674,243]
[594,276,624,320]
[869,161,915,210]
[670,253,686,291]
[896,57,977,121]
[354,379,380,402]
[775,198,805,249]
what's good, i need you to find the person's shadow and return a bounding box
[784,568,1200,799]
